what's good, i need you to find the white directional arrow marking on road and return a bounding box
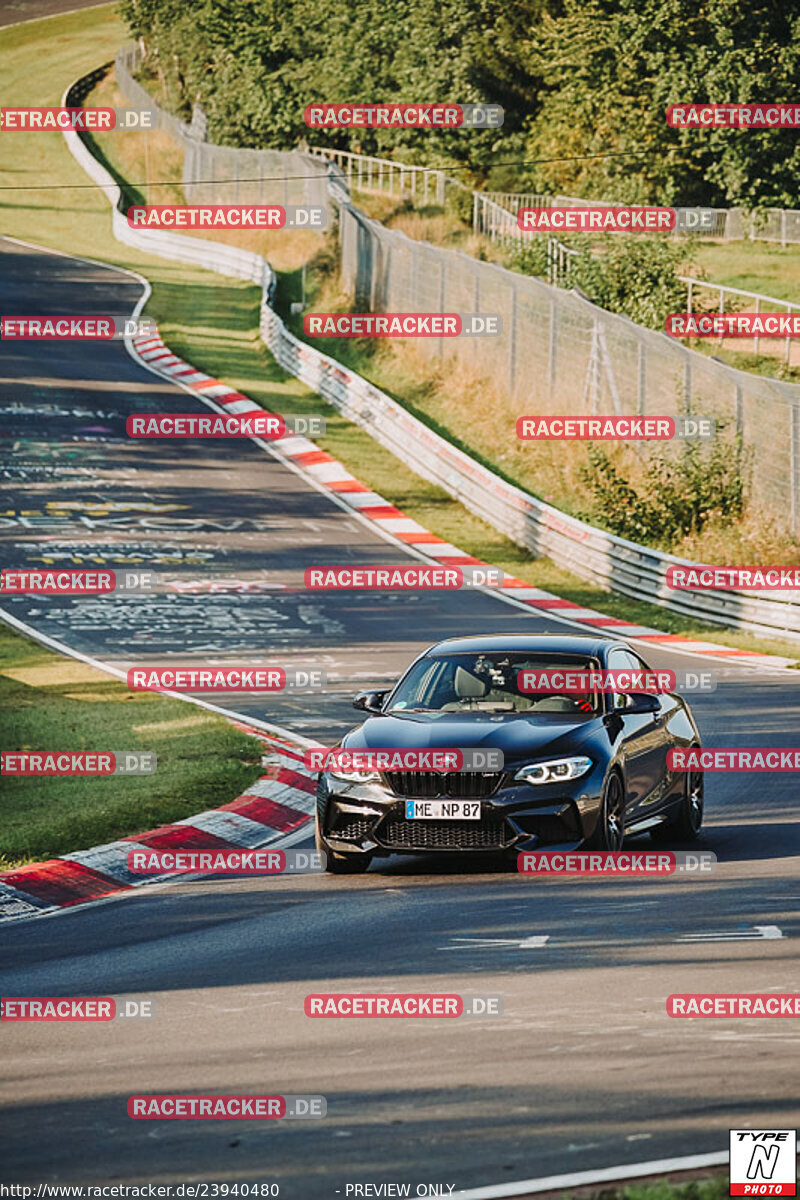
[441,935,551,950]
[676,924,784,943]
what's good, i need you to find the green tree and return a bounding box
[523,0,800,208]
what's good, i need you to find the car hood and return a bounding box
[342,712,596,768]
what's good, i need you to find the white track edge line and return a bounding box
[450,1150,729,1199]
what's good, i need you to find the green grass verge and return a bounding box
[569,1173,728,1200]
[3,8,798,665]
[681,236,800,382]
[694,240,800,302]
[0,623,266,868]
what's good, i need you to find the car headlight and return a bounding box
[514,756,592,785]
[329,766,382,784]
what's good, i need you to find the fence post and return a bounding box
[637,342,646,415]
[508,283,517,394]
[548,300,557,400]
[792,398,800,537]
[786,304,792,367]
[438,262,446,360]
[473,191,479,235]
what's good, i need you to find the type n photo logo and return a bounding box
[730,1130,797,1195]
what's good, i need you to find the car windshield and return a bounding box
[386,653,602,716]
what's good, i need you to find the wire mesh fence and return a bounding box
[115,46,800,535]
[116,46,328,211]
[334,195,800,532]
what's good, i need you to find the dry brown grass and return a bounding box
[306,255,800,564]
[351,187,509,264]
[90,71,322,272]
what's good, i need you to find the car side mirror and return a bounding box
[625,693,660,714]
[353,690,387,714]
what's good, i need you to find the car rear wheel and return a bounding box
[315,811,373,873]
[588,771,625,850]
[651,766,704,843]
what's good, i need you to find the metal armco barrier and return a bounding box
[63,61,800,645]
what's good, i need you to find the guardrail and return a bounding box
[680,276,800,366]
[308,146,460,208]
[311,150,800,247]
[479,189,800,245]
[63,60,800,645]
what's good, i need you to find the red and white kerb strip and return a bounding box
[127,326,791,669]
[0,728,317,923]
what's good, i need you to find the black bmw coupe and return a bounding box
[315,634,704,873]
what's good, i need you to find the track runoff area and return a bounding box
[0,205,799,1200]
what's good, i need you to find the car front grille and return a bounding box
[383,771,503,799]
[375,811,512,851]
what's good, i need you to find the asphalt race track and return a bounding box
[1,238,799,1196]
[0,0,109,29]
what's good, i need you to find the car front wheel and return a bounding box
[587,771,626,850]
[651,766,704,843]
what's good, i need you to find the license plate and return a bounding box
[405,800,481,820]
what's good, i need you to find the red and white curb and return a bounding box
[129,326,794,671]
[0,726,318,924]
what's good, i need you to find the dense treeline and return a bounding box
[121,0,800,207]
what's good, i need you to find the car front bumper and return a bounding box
[316,769,606,856]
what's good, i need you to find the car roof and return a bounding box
[423,633,620,657]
